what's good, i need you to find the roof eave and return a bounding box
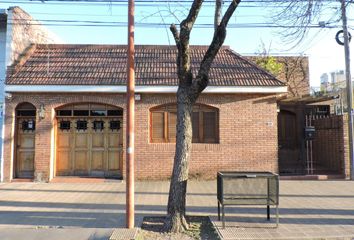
[5,85,288,94]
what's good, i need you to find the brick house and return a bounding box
[0,6,60,181]
[2,44,287,182]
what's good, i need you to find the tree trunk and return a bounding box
[163,0,240,233]
[163,86,196,232]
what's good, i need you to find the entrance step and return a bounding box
[50,177,122,183]
[280,174,345,180]
[11,178,34,182]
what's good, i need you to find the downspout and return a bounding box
[0,8,9,182]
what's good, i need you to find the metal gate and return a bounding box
[279,102,345,176]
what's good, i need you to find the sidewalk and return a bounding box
[210,180,354,240]
[0,180,353,239]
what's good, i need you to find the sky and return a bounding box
[0,0,354,89]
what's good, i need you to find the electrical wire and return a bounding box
[28,11,265,18]
[0,0,348,52]
[9,0,343,2]
[0,1,297,8]
[2,19,343,28]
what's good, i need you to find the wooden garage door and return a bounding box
[56,104,123,178]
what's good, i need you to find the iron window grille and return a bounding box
[21,120,35,131]
[59,120,71,131]
[93,120,105,131]
[109,120,121,131]
[76,120,88,131]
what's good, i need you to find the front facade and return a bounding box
[3,44,286,182]
[0,6,61,181]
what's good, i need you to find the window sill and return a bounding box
[148,142,221,151]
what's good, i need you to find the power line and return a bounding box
[10,18,331,26]
[28,11,264,18]
[3,19,343,28]
[10,0,343,2]
[0,1,297,7]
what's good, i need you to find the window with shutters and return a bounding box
[150,104,219,143]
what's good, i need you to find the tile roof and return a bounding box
[6,44,285,87]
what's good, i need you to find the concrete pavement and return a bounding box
[0,180,352,239]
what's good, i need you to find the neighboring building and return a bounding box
[320,70,346,93]
[246,55,310,97]
[318,70,352,115]
[276,68,350,178]
[2,44,287,182]
[248,55,350,178]
[320,73,329,92]
[330,70,346,90]
[0,6,60,181]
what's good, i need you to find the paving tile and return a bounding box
[109,228,137,240]
[0,180,354,240]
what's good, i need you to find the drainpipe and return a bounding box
[126,0,135,229]
[0,9,8,182]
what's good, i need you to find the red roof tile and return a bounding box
[6,44,285,87]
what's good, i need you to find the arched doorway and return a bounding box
[55,103,123,178]
[15,102,36,179]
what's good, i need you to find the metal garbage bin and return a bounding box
[217,171,279,228]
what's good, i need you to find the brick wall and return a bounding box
[343,115,350,178]
[2,92,278,182]
[313,115,350,178]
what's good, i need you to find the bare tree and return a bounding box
[163,0,240,233]
[278,56,309,97]
[250,41,309,97]
[271,0,342,47]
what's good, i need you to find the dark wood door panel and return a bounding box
[16,118,35,179]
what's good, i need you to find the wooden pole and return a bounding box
[126,0,135,228]
[341,0,354,180]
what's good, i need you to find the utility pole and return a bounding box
[126,0,135,228]
[341,0,354,180]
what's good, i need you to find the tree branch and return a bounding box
[214,0,222,31]
[191,0,240,95]
[180,0,204,40]
[170,24,183,79]
[170,24,180,45]
[173,0,204,87]
[271,0,326,48]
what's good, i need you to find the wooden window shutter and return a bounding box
[203,111,217,143]
[168,112,177,142]
[151,112,165,142]
[192,112,200,143]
